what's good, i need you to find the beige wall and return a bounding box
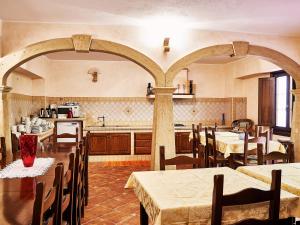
[0,19,2,57]
[224,57,280,123]
[2,21,300,71]
[7,71,33,95]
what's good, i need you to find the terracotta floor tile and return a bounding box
[82,162,150,224]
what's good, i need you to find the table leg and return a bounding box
[279,217,295,225]
[140,203,148,225]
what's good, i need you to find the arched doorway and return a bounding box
[165,41,300,161]
[0,35,173,169]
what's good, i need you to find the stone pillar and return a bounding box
[291,89,300,162]
[151,87,176,170]
[0,86,12,154]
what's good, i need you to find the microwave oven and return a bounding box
[57,105,80,118]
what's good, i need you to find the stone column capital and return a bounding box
[152,87,176,95]
[0,86,12,93]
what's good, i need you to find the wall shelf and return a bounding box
[147,94,195,99]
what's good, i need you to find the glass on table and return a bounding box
[19,134,38,167]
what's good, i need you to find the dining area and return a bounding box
[0,133,88,225]
[126,122,300,225]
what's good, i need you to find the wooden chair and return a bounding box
[72,147,85,224]
[211,170,282,225]
[205,128,227,167]
[232,132,261,167]
[58,153,75,225]
[84,132,90,206]
[258,130,270,154]
[53,122,79,148]
[159,146,203,170]
[278,140,295,163]
[232,119,254,135]
[192,124,202,159]
[32,164,64,225]
[257,143,292,165]
[0,137,6,158]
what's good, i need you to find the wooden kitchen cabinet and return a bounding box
[110,133,131,155]
[88,133,130,155]
[134,132,152,154]
[175,132,193,154]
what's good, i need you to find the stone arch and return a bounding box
[0,34,165,86]
[165,41,300,162]
[165,41,300,86]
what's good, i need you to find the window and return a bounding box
[272,71,294,136]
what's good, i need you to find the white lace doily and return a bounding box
[0,158,55,178]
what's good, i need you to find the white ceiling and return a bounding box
[1,0,300,36]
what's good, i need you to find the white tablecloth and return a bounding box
[189,131,286,158]
[126,167,299,225]
[0,158,54,178]
[238,163,300,196]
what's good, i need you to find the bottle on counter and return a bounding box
[189,80,193,94]
[67,108,73,118]
[147,83,153,96]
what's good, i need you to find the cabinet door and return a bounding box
[88,134,109,155]
[175,132,193,154]
[134,132,152,154]
[109,133,131,155]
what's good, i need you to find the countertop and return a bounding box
[40,117,86,121]
[84,124,232,132]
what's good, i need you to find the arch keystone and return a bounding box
[232,41,249,57]
[72,34,92,52]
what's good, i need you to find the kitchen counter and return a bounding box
[84,125,192,132]
[41,117,86,121]
[84,124,231,132]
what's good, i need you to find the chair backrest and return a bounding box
[258,130,270,154]
[54,126,79,148]
[205,127,217,166]
[72,147,85,224]
[159,146,203,170]
[192,124,201,158]
[58,153,75,225]
[257,143,290,165]
[241,131,262,166]
[32,164,64,225]
[278,140,295,163]
[211,169,281,225]
[0,137,6,158]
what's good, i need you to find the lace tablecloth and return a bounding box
[238,163,300,196]
[125,167,300,225]
[189,131,286,158]
[0,158,55,178]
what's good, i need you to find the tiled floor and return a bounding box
[82,161,150,225]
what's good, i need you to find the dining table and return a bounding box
[189,131,286,158]
[0,146,75,225]
[237,163,300,196]
[125,166,300,225]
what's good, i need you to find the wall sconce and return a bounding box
[163,37,170,52]
[87,68,99,82]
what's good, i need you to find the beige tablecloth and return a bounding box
[189,131,286,158]
[125,167,299,225]
[237,163,300,196]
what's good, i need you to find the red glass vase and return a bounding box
[19,135,38,167]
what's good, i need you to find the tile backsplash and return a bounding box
[9,94,246,126]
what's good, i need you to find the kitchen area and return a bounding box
[8,50,276,162]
